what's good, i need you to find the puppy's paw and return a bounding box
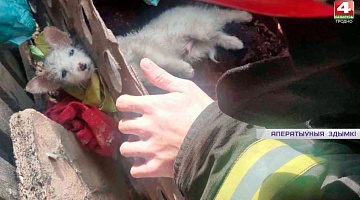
[227,37,244,50]
[234,11,253,23]
[179,63,195,79]
[218,35,244,50]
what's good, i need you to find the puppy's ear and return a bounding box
[43,26,72,48]
[25,74,60,94]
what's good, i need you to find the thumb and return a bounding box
[140,58,187,92]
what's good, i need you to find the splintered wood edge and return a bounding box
[9,109,120,200]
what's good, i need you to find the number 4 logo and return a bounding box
[337,2,352,13]
[334,0,355,19]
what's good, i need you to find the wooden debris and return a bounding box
[18,42,47,112]
[0,98,13,137]
[0,45,27,87]
[0,62,34,112]
[10,109,124,200]
[0,99,14,164]
[0,156,18,200]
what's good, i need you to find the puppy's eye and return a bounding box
[69,49,74,56]
[61,70,67,78]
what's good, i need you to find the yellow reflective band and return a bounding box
[214,139,287,200]
[251,154,324,200]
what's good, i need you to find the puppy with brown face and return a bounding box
[26,5,252,93]
[26,26,95,94]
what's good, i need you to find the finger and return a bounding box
[140,58,190,93]
[118,117,150,138]
[130,160,173,178]
[120,141,152,158]
[116,94,151,114]
[130,160,160,178]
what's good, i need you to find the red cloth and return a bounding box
[44,90,120,156]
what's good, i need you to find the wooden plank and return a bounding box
[0,98,13,136]
[0,45,27,87]
[0,149,9,164]
[0,62,34,111]
[10,109,124,199]
[0,98,15,165]
[18,42,47,112]
[0,157,18,200]
[18,43,35,82]
[0,129,15,166]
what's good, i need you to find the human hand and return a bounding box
[116,58,214,178]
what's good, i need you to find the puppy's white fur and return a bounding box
[117,5,252,83]
[26,5,252,93]
[44,46,94,85]
[26,26,95,94]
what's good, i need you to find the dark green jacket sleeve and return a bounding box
[174,102,360,200]
[174,101,260,199]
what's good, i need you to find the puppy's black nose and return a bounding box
[79,63,87,71]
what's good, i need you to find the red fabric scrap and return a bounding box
[200,0,333,18]
[44,90,120,157]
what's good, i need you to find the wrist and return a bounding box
[173,101,219,178]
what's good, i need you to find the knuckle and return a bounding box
[153,70,168,84]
